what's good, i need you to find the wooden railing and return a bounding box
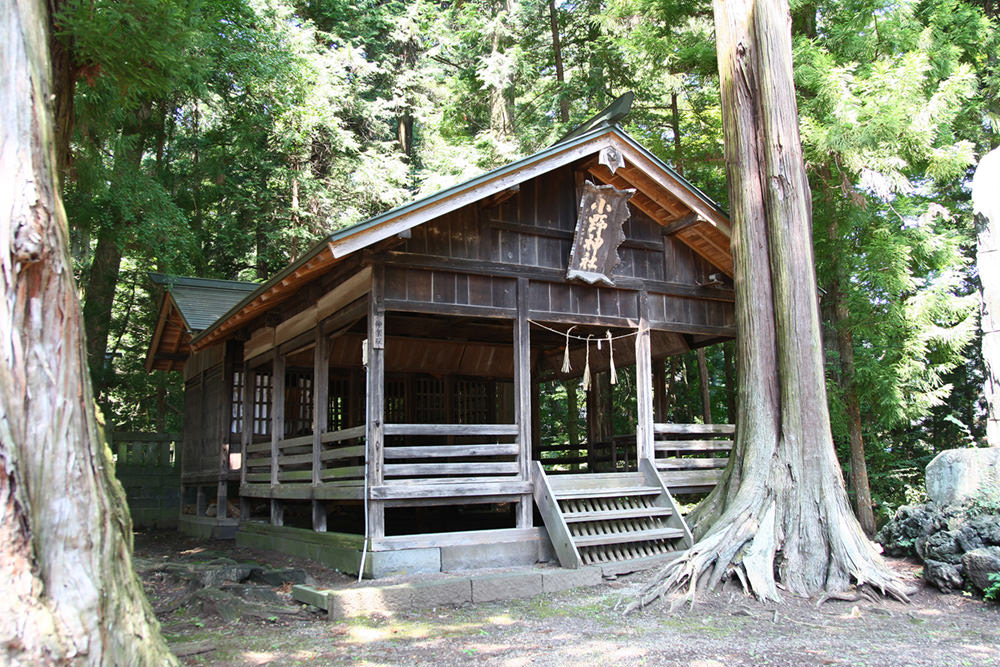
[111,431,180,467]
[652,423,734,494]
[318,425,365,485]
[382,423,520,484]
[244,439,272,483]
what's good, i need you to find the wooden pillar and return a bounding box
[652,358,666,423]
[366,266,386,538]
[270,348,285,526]
[514,278,533,528]
[312,326,329,532]
[217,346,234,518]
[530,380,541,462]
[240,360,252,520]
[635,291,654,462]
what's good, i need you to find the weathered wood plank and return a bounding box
[320,425,366,443]
[531,462,582,568]
[320,465,366,480]
[514,277,533,528]
[383,462,520,477]
[656,457,730,470]
[270,349,285,493]
[654,422,735,435]
[382,423,518,436]
[383,444,518,459]
[654,439,733,452]
[370,527,546,552]
[320,445,366,460]
[366,266,386,537]
[369,481,533,499]
[635,291,654,461]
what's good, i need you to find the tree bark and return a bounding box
[0,0,176,662]
[81,104,148,401]
[548,0,569,124]
[488,0,516,139]
[723,341,736,422]
[634,0,908,605]
[973,147,1000,446]
[826,220,876,536]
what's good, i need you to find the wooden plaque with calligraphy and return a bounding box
[566,180,634,285]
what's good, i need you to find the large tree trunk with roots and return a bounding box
[633,0,910,608]
[0,0,177,663]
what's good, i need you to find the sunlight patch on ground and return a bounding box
[959,643,999,661]
[241,650,277,664]
[487,614,516,625]
[913,607,944,616]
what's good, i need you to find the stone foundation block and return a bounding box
[291,585,331,610]
[471,571,543,603]
[409,578,472,608]
[327,584,413,619]
[441,540,537,571]
[368,548,441,578]
[541,566,602,593]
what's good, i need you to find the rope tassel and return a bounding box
[607,330,617,385]
[561,326,576,374]
[582,335,592,391]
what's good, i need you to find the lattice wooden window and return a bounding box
[414,376,445,423]
[252,368,272,439]
[285,368,313,437]
[230,370,244,436]
[455,378,490,424]
[329,375,350,432]
[385,377,406,422]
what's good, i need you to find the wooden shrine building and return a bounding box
[147,100,737,576]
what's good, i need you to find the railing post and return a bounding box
[514,277,533,528]
[240,360,252,520]
[312,326,329,532]
[366,265,386,538]
[636,290,655,462]
[270,348,285,526]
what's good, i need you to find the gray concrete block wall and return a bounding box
[116,465,180,529]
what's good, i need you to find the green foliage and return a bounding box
[59,0,997,525]
[985,573,1000,602]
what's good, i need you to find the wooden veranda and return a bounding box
[149,101,738,576]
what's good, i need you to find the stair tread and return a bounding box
[573,527,685,547]
[554,486,662,500]
[563,507,673,523]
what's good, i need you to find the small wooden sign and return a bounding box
[567,181,634,285]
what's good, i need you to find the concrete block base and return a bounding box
[472,571,543,603]
[178,515,238,540]
[541,566,603,593]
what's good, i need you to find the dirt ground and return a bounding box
[135,530,1000,666]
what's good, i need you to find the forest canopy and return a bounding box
[59,0,998,523]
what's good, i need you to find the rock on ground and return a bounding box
[962,546,1000,592]
[925,447,1000,506]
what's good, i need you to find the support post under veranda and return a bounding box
[630,0,911,610]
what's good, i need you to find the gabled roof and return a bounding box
[191,105,733,352]
[145,273,258,371]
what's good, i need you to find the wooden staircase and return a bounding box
[532,459,693,568]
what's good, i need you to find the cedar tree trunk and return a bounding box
[633,0,908,605]
[0,0,177,662]
[973,147,1000,447]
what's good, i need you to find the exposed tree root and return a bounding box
[625,498,913,614]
